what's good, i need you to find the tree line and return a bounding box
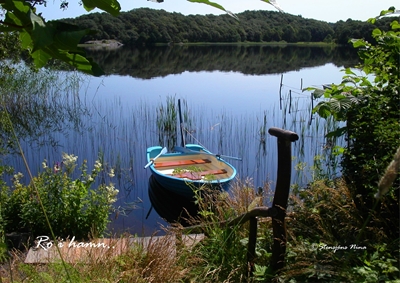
[61,8,394,46]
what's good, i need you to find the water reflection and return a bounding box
[85,45,359,79]
[148,176,198,227]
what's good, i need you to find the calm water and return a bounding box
[4,45,355,236]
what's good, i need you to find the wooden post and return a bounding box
[309,92,314,125]
[178,99,186,147]
[279,74,283,110]
[247,217,258,275]
[268,127,298,271]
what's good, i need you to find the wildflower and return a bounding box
[109,168,115,178]
[105,183,119,204]
[12,172,24,186]
[54,162,61,173]
[62,153,78,168]
[61,153,78,174]
[94,160,102,170]
[42,159,48,169]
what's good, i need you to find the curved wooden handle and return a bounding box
[268,127,299,142]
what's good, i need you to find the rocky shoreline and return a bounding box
[80,40,123,50]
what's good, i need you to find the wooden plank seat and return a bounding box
[154,159,211,168]
[171,169,227,180]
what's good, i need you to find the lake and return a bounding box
[3,45,358,236]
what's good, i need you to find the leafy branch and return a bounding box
[305,6,399,138]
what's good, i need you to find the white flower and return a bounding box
[12,172,24,187]
[94,160,102,170]
[108,168,115,178]
[62,152,78,167]
[105,183,118,204]
[13,172,23,180]
[42,159,48,169]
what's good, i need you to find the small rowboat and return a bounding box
[146,144,237,198]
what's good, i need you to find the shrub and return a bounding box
[4,153,118,240]
[309,7,399,236]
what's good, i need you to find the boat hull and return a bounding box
[146,144,236,198]
[148,175,199,226]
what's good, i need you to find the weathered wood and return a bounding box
[268,127,299,142]
[154,158,211,168]
[270,129,298,271]
[25,234,204,264]
[247,217,258,274]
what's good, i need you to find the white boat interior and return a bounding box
[153,153,234,181]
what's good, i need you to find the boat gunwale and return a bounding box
[146,144,237,185]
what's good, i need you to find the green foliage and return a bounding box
[0,0,109,76]
[0,161,13,261]
[3,153,118,240]
[0,31,21,62]
[279,179,400,283]
[350,245,400,283]
[186,184,259,281]
[308,8,399,218]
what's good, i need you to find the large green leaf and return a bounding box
[82,0,121,16]
[50,21,93,52]
[34,44,104,75]
[312,88,326,99]
[326,127,348,138]
[187,0,226,12]
[30,10,55,52]
[18,30,32,49]
[31,48,52,68]
[2,0,31,27]
[261,0,283,12]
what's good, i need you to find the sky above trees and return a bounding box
[36,0,396,23]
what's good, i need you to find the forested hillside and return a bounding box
[62,8,394,46]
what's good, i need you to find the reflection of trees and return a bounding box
[85,45,359,79]
[0,67,91,150]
